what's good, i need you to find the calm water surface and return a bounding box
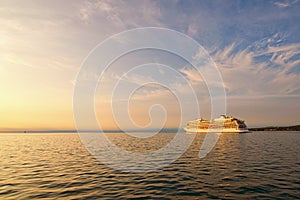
[0,131,299,199]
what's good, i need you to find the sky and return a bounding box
[0,0,299,130]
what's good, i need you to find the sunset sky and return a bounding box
[0,0,299,130]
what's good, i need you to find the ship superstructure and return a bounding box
[184,115,249,133]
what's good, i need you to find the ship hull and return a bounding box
[184,127,249,133]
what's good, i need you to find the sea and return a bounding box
[0,131,299,199]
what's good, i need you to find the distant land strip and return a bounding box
[249,125,300,131]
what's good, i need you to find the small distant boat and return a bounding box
[184,115,249,133]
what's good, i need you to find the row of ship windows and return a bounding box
[194,125,246,129]
[188,123,243,126]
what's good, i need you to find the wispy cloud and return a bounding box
[78,0,163,28]
[273,0,299,8]
[274,1,291,8]
[210,35,300,98]
[179,68,204,84]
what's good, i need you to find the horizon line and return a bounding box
[1,124,300,133]
[0,128,183,133]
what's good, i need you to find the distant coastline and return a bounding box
[249,125,300,131]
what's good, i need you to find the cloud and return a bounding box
[274,1,291,8]
[78,0,163,28]
[179,67,204,84]
[115,72,157,86]
[79,0,124,27]
[273,0,299,8]
[210,35,300,99]
[187,23,198,37]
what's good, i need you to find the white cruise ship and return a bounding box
[184,115,249,133]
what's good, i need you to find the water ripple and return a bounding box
[0,132,299,199]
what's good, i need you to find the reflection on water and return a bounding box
[0,132,299,199]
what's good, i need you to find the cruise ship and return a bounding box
[184,115,249,133]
